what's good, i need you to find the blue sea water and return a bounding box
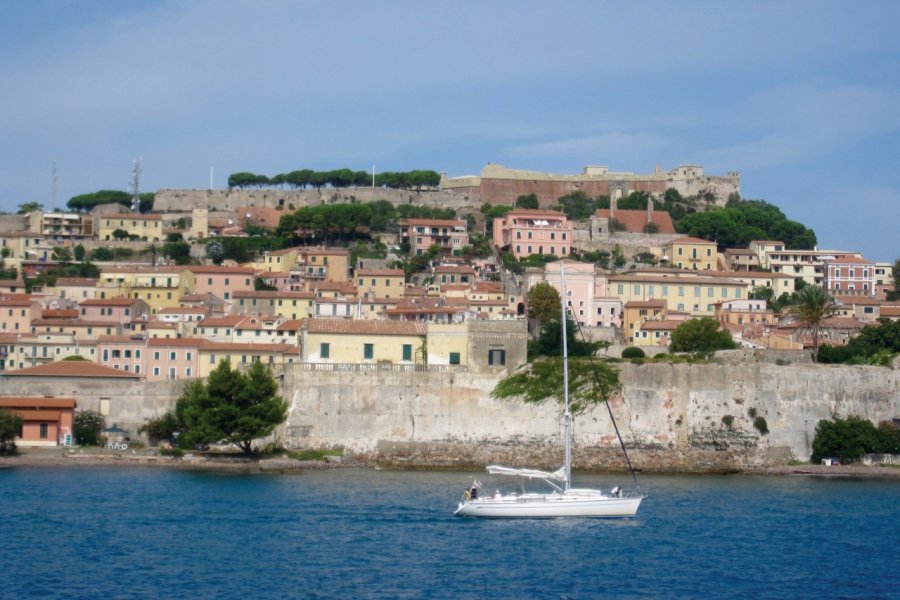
[0,467,897,599]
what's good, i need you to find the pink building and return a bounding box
[0,294,39,333]
[184,266,256,302]
[146,337,202,381]
[824,256,876,296]
[400,219,469,256]
[535,260,619,327]
[0,396,76,447]
[98,335,147,375]
[492,209,572,259]
[80,298,149,324]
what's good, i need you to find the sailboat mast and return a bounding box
[560,261,571,491]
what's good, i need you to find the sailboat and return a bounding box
[454,263,645,518]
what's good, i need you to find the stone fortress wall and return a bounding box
[6,352,896,472]
[152,187,482,215]
[442,163,741,207]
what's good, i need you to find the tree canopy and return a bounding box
[526,282,562,323]
[676,200,816,249]
[228,169,440,190]
[810,416,900,463]
[175,360,288,454]
[67,190,153,212]
[786,286,838,360]
[0,409,23,455]
[491,357,621,415]
[669,318,737,353]
[74,410,105,446]
[818,318,900,366]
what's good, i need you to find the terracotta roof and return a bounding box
[0,295,35,307]
[595,208,675,234]
[98,335,147,343]
[505,208,568,218]
[198,315,245,327]
[158,306,207,314]
[356,268,405,277]
[880,306,900,317]
[233,291,315,299]
[183,265,256,275]
[276,320,302,331]
[201,342,296,352]
[401,218,466,228]
[750,240,785,245]
[0,397,77,409]
[148,337,204,347]
[55,278,99,287]
[305,318,426,336]
[833,295,880,306]
[434,265,476,274]
[42,309,79,319]
[80,298,136,306]
[266,247,300,256]
[826,255,874,265]
[609,273,744,286]
[102,213,162,220]
[1,361,141,378]
[670,236,717,245]
[302,246,350,256]
[625,300,667,309]
[724,248,757,256]
[639,320,682,331]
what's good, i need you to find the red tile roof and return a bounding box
[2,361,141,378]
[102,213,162,220]
[304,318,426,336]
[55,278,99,287]
[826,255,873,265]
[198,315,245,327]
[671,236,717,245]
[625,300,667,309]
[356,268,405,277]
[0,397,77,409]
[80,298,136,306]
[401,218,467,228]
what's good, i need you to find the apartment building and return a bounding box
[400,219,469,256]
[492,209,572,259]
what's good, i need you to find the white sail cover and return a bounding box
[486,465,567,482]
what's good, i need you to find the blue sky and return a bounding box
[2,0,898,261]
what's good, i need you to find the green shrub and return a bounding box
[621,347,646,359]
[722,415,734,429]
[160,447,184,459]
[753,416,769,435]
[748,407,758,419]
[74,410,105,446]
[670,318,737,353]
[810,416,889,463]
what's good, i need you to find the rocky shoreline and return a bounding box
[3,449,899,478]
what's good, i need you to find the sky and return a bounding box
[1,0,898,261]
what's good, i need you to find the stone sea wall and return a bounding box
[281,355,899,472]
[5,354,896,472]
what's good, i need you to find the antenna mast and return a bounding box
[51,161,58,211]
[131,157,142,213]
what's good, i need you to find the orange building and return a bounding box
[0,396,77,447]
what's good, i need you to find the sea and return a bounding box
[0,467,897,599]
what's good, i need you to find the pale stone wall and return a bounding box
[153,188,480,214]
[4,352,896,471]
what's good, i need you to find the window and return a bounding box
[210,354,216,364]
[168,367,176,379]
[170,352,176,360]
[488,348,506,366]
[154,367,161,376]
[364,343,374,360]
[707,287,714,297]
[40,423,48,439]
[186,352,192,361]
[135,350,141,359]
[678,287,684,297]
[634,285,641,294]
[320,343,330,359]
[402,344,412,362]
[186,367,192,377]
[449,352,460,365]
[662,285,668,296]
[617,284,624,294]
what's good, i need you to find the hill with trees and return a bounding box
[227,169,441,190]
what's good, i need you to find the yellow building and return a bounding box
[198,342,299,377]
[425,323,468,367]
[301,247,350,283]
[98,266,195,314]
[356,268,405,299]
[301,319,426,364]
[97,213,164,242]
[261,247,301,273]
[622,300,667,342]
[665,237,719,271]
[232,291,316,320]
[608,271,746,317]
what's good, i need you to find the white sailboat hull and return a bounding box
[454,490,643,519]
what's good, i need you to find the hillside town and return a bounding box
[0,165,897,448]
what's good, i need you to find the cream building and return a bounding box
[664,237,719,271]
[608,271,746,317]
[97,213,164,242]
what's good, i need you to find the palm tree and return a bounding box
[787,285,838,360]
